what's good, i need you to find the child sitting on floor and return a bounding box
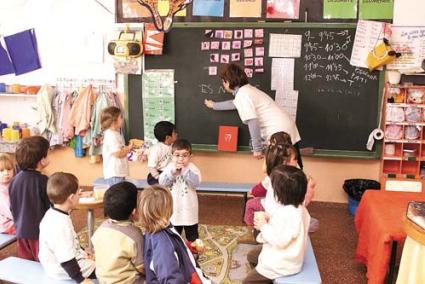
[243,165,311,283]
[39,172,96,283]
[139,185,210,283]
[91,181,145,284]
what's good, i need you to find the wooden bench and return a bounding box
[93,178,253,219]
[0,256,88,283]
[93,177,252,198]
[0,233,16,250]
[274,238,322,284]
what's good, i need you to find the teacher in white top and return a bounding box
[205,63,302,166]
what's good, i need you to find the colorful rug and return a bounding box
[78,221,253,283]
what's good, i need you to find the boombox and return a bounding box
[108,31,143,58]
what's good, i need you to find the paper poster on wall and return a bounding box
[229,0,262,18]
[323,0,357,19]
[193,0,224,17]
[266,0,300,19]
[359,0,393,19]
[350,20,389,69]
[387,26,425,72]
[142,70,175,145]
[268,33,302,58]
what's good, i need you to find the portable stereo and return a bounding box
[108,30,143,58]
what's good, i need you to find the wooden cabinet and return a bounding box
[381,84,425,192]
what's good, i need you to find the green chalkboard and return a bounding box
[127,22,384,158]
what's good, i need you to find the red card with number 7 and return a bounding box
[217,126,238,152]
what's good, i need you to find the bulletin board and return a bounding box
[127,22,384,159]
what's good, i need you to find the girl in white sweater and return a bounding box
[243,165,311,283]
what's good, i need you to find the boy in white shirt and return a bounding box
[39,172,96,284]
[159,139,201,241]
[147,121,177,185]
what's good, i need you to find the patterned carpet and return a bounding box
[78,221,251,283]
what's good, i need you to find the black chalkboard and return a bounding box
[128,23,384,158]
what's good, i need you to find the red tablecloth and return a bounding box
[355,190,425,284]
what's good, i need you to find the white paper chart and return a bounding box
[268,33,302,58]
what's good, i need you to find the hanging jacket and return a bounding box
[36,84,56,137]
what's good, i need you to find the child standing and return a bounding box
[243,165,311,283]
[9,136,51,260]
[139,185,210,284]
[91,182,145,284]
[0,153,16,234]
[101,106,133,186]
[39,172,96,283]
[159,139,201,242]
[147,121,177,185]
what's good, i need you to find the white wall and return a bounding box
[0,0,116,85]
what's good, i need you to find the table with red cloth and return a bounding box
[355,190,425,284]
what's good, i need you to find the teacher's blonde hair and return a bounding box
[138,185,173,234]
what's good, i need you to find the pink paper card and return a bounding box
[244,58,254,66]
[232,41,241,49]
[224,30,233,39]
[205,30,214,38]
[220,54,230,63]
[255,29,264,38]
[235,30,243,39]
[244,48,253,57]
[211,41,220,50]
[255,68,264,73]
[210,53,219,63]
[243,40,253,48]
[244,29,253,38]
[254,57,263,66]
[244,68,253,78]
[201,42,210,50]
[209,66,217,75]
[231,53,241,61]
[215,30,224,38]
[254,38,264,45]
[222,41,231,50]
[255,47,264,56]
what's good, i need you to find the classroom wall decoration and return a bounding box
[201,28,265,77]
[142,70,175,144]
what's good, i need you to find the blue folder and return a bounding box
[4,29,41,75]
[0,41,14,75]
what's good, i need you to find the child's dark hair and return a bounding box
[15,136,49,170]
[154,121,176,142]
[265,132,297,176]
[219,63,249,90]
[101,106,122,131]
[172,139,192,153]
[104,181,138,221]
[47,172,79,204]
[270,165,307,207]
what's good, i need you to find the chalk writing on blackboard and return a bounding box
[302,29,378,89]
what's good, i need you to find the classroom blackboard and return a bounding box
[128,23,384,158]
